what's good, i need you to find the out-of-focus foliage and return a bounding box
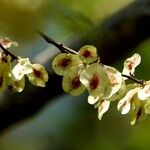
[0,0,48,40]
[59,0,134,23]
[0,0,133,40]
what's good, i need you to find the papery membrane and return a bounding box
[98,100,110,120]
[62,64,85,96]
[12,58,33,80]
[117,87,140,114]
[52,53,82,76]
[80,63,109,97]
[78,45,98,64]
[27,63,48,87]
[122,53,141,79]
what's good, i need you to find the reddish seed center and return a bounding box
[71,76,81,89]
[33,69,42,78]
[89,73,99,90]
[128,63,133,70]
[127,60,134,70]
[83,50,91,58]
[60,58,71,67]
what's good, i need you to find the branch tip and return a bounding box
[37,30,78,54]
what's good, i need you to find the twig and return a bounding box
[122,74,145,85]
[0,44,18,61]
[37,30,78,54]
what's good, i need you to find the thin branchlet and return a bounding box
[122,74,145,85]
[37,30,78,54]
[0,44,18,61]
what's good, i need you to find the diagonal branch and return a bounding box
[0,44,18,61]
[37,30,78,54]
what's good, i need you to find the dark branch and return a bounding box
[0,44,18,61]
[37,30,78,54]
[122,74,145,85]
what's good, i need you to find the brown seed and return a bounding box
[83,50,91,58]
[59,58,71,67]
[71,76,81,89]
[33,69,42,78]
[90,73,99,90]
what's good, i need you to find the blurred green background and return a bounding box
[0,0,150,150]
